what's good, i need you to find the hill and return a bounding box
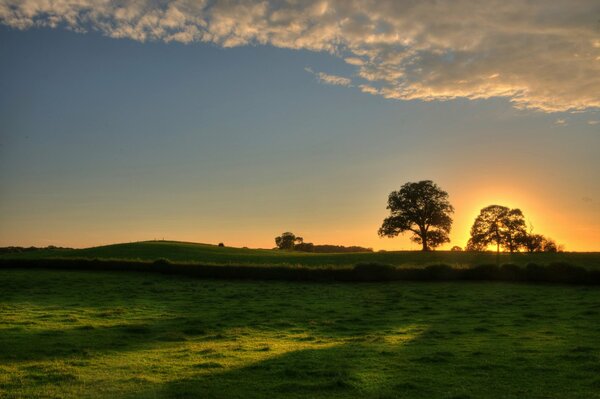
[2,240,599,269]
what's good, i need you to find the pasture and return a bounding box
[1,269,599,398]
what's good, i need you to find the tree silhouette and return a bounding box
[378,180,454,251]
[468,205,527,254]
[275,232,303,250]
[521,233,560,253]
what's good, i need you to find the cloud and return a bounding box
[554,118,568,126]
[588,120,600,125]
[305,67,352,87]
[1,0,598,112]
[359,85,380,95]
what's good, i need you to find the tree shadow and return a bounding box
[120,314,600,399]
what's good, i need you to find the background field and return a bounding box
[3,240,600,269]
[1,269,599,399]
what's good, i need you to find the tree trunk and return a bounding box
[421,234,429,251]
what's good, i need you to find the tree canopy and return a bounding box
[274,232,302,250]
[378,180,454,251]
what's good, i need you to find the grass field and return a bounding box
[3,240,600,269]
[1,269,599,398]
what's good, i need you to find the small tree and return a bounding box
[541,237,559,253]
[521,233,545,252]
[275,232,303,250]
[468,205,527,254]
[378,180,454,251]
[294,242,315,252]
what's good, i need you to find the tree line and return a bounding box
[274,232,373,253]
[276,180,562,253]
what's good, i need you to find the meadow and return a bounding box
[3,240,600,269]
[1,269,599,399]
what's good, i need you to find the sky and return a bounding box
[0,0,599,251]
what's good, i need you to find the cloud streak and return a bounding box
[305,67,352,87]
[1,0,598,112]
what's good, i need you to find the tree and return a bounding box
[378,180,454,251]
[294,242,315,252]
[468,205,527,254]
[450,245,462,251]
[523,235,560,252]
[521,233,545,253]
[541,237,559,253]
[275,232,303,250]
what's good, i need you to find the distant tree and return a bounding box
[468,205,527,254]
[378,180,454,251]
[275,232,303,250]
[294,242,315,252]
[304,244,373,253]
[218,242,225,247]
[450,245,462,252]
[542,237,559,253]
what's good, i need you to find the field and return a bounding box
[1,269,599,399]
[3,240,600,269]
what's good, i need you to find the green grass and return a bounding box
[1,269,599,398]
[3,240,600,269]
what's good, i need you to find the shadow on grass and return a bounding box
[120,321,600,399]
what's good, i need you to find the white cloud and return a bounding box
[588,120,600,125]
[359,85,380,95]
[1,0,599,112]
[554,118,568,126]
[305,66,352,87]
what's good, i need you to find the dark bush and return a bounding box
[423,264,456,280]
[353,262,396,281]
[544,262,588,283]
[218,243,224,247]
[462,264,501,281]
[525,262,587,283]
[152,258,171,272]
[499,263,524,281]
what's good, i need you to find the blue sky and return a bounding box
[0,1,599,250]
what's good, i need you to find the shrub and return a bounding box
[422,264,456,280]
[499,263,523,281]
[353,262,396,281]
[544,262,588,283]
[153,258,171,269]
[462,264,501,281]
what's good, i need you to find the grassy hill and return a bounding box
[3,240,599,269]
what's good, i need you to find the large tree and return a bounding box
[378,180,454,251]
[468,205,527,254]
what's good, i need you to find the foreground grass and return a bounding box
[3,240,600,269]
[1,270,599,398]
